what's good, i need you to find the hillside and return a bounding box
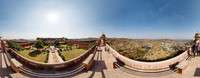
[106,38,192,61]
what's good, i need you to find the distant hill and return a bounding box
[6,39,36,41]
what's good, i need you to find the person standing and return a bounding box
[192,43,196,57]
[197,43,200,56]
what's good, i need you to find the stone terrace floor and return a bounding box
[1,46,200,78]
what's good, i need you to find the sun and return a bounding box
[47,13,59,22]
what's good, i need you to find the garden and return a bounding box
[7,39,96,63]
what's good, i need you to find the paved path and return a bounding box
[48,46,64,64]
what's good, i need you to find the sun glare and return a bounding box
[47,13,59,22]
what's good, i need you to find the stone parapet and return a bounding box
[10,59,23,73]
[106,44,190,72]
[1,40,8,52]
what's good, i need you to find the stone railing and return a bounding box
[8,45,97,69]
[1,40,8,52]
[105,44,191,71]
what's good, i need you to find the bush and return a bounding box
[57,50,66,61]
[61,55,65,61]
[67,44,72,47]
[7,41,23,51]
[25,47,31,50]
[44,51,49,63]
[88,42,97,49]
[60,48,62,52]
[59,52,61,56]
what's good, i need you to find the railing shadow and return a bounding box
[0,53,15,78]
[88,47,107,78]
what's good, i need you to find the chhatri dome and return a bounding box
[100,33,106,40]
[195,32,200,40]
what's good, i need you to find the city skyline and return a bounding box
[0,0,200,39]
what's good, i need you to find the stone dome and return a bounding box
[101,33,105,37]
[100,33,106,40]
[195,32,200,38]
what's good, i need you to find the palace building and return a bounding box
[37,37,97,49]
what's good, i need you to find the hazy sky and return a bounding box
[0,0,200,39]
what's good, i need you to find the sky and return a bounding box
[0,0,200,39]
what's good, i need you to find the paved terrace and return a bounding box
[0,41,27,78]
[1,45,200,78]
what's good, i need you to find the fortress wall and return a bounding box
[66,40,96,49]
[7,44,96,69]
[18,41,36,48]
[106,44,190,70]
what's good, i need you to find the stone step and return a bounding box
[2,53,7,68]
[3,53,10,66]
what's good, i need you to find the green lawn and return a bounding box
[61,49,87,61]
[18,50,47,63]
[43,46,49,49]
[60,45,68,48]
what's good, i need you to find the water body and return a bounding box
[142,46,151,49]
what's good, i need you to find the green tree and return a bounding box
[88,42,97,49]
[54,39,61,47]
[7,41,23,51]
[35,40,44,50]
[42,40,46,45]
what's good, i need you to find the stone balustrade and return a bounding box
[105,44,191,71]
[1,40,8,52]
[7,45,97,69]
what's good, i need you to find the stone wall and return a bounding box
[106,44,191,71]
[18,41,36,48]
[7,45,97,69]
[6,40,36,48]
[1,40,8,52]
[66,40,96,49]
